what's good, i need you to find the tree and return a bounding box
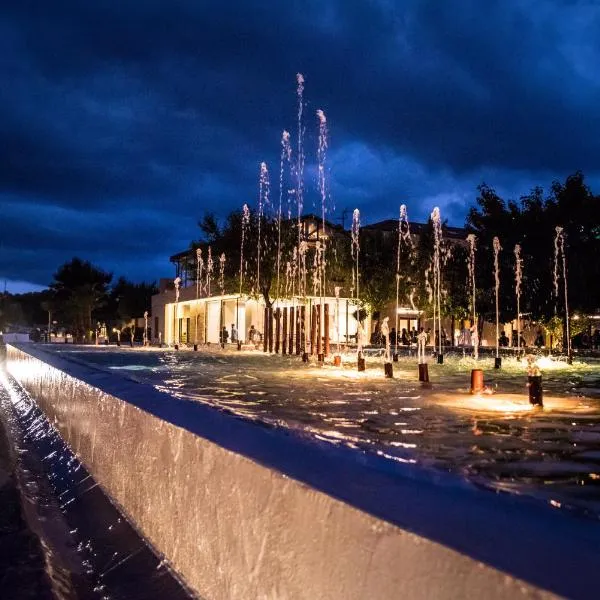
[51,258,112,343]
[110,277,157,326]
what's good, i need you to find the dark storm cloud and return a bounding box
[1,0,599,287]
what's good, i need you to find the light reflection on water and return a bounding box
[53,347,600,518]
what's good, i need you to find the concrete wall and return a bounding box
[7,344,600,599]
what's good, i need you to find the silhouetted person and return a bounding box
[593,329,600,350]
[401,328,409,346]
[390,328,397,346]
[231,324,237,343]
[534,330,544,348]
[499,332,509,347]
[220,326,229,344]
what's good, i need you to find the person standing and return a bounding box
[231,323,238,343]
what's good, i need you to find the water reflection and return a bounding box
[53,347,600,518]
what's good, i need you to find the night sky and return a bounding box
[1,1,599,292]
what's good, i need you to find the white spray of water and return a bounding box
[334,285,341,355]
[466,234,477,359]
[317,109,329,342]
[299,240,308,298]
[257,162,269,294]
[514,244,522,352]
[195,248,203,298]
[291,246,298,297]
[239,204,250,295]
[296,74,305,295]
[351,209,360,301]
[173,276,181,346]
[276,131,291,302]
[493,236,502,358]
[219,253,226,296]
[195,247,204,344]
[395,204,412,353]
[554,226,571,357]
[431,207,443,356]
[206,247,213,297]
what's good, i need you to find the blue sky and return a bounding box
[1,0,599,291]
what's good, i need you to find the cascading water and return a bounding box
[493,236,502,361]
[431,207,443,359]
[554,226,571,359]
[466,234,478,360]
[239,204,250,295]
[514,244,523,354]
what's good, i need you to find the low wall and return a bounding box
[6,344,600,599]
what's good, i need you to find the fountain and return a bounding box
[257,162,270,295]
[206,247,213,298]
[173,276,181,349]
[466,234,478,360]
[554,226,571,362]
[514,244,522,357]
[431,207,444,363]
[351,209,364,371]
[239,204,250,295]
[195,247,204,350]
[143,310,149,347]
[381,317,393,377]
[276,131,292,302]
[295,73,305,297]
[333,286,342,366]
[395,204,413,358]
[317,109,329,358]
[493,236,502,368]
[219,253,226,296]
